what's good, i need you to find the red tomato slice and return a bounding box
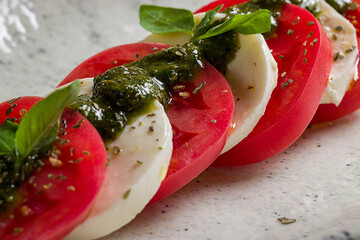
[0,97,107,240]
[311,1,360,124]
[196,1,333,165]
[59,42,234,203]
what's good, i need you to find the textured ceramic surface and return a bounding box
[1,0,359,239]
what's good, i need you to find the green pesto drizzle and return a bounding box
[193,30,239,75]
[71,43,205,141]
[0,147,50,213]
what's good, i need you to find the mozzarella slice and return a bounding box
[143,13,277,153]
[318,0,358,106]
[222,34,277,153]
[65,78,173,240]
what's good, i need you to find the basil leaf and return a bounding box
[192,4,223,40]
[234,10,272,35]
[140,5,195,35]
[15,80,81,166]
[195,10,271,40]
[0,120,18,155]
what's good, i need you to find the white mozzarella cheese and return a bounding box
[318,0,358,105]
[65,78,173,240]
[143,13,277,153]
[222,33,277,153]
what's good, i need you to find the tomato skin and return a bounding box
[197,1,333,165]
[312,81,360,124]
[59,42,234,203]
[60,43,168,85]
[0,97,107,240]
[150,62,234,203]
[311,2,360,124]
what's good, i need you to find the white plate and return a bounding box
[1,0,359,239]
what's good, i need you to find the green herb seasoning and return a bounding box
[123,189,131,199]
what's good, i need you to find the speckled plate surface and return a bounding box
[1,0,360,239]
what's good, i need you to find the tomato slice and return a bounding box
[196,1,333,165]
[0,97,107,240]
[311,1,360,124]
[59,42,234,203]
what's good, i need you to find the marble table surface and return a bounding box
[0,0,359,239]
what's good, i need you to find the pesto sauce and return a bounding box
[70,95,127,140]
[0,152,44,213]
[129,43,203,87]
[71,43,205,141]
[193,30,239,75]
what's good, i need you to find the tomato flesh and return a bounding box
[59,42,234,203]
[196,1,333,165]
[0,97,107,240]
[311,1,360,124]
[152,61,234,203]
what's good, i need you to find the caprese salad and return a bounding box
[0,0,359,239]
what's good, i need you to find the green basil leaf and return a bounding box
[234,10,272,35]
[196,10,271,40]
[0,120,18,155]
[192,4,223,40]
[140,5,195,35]
[15,80,81,166]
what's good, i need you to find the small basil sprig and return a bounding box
[0,80,80,171]
[139,5,271,40]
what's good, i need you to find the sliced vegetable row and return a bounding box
[0,0,359,239]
